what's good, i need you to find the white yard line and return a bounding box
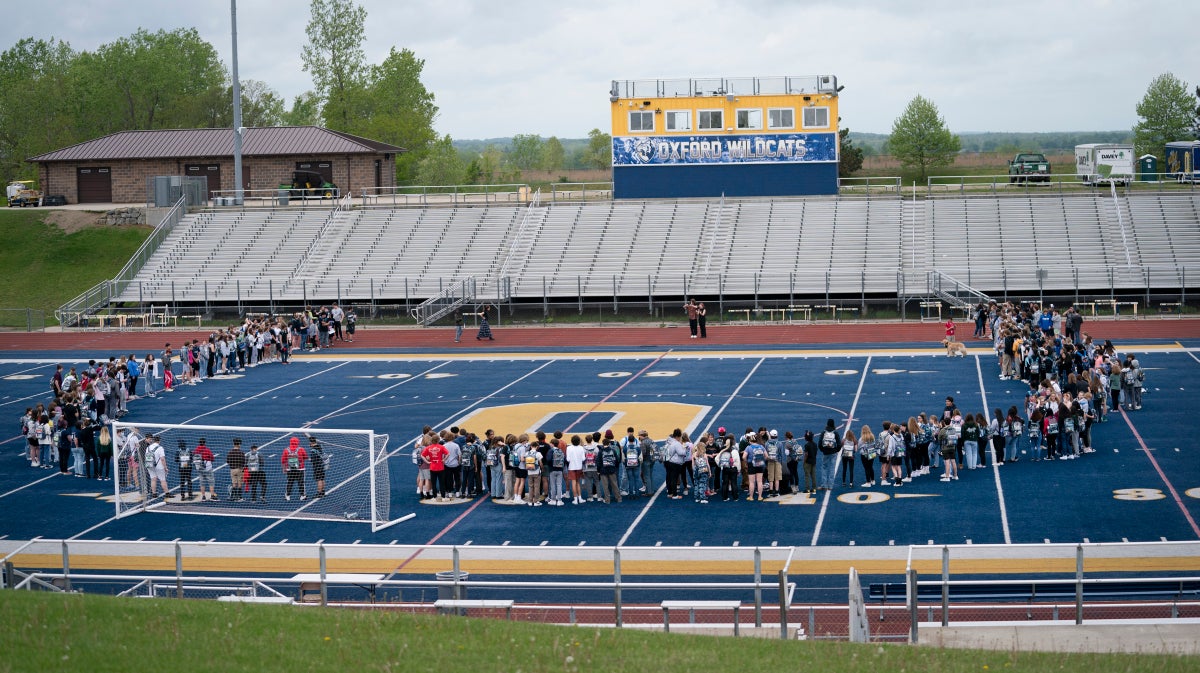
[977,355,1013,545]
[811,356,871,546]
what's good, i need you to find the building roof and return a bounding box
[29,127,405,162]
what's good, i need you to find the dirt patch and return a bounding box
[44,210,104,234]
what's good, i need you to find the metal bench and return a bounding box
[432,599,514,619]
[660,600,742,635]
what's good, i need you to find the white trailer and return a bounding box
[1075,143,1135,185]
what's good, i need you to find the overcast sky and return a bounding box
[4,1,1196,139]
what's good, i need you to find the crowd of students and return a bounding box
[17,307,355,481]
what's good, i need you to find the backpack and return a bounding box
[693,456,710,476]
[600,447,618,469]
[623,440,640,467]
[485,445,498,467]
[523,451,538,471]
[178,449,191,467]
[508,446,523,469]
[749,445,766,468]
[1122,368,1136,385]
[718,450,735,469]
[584,449,597,469]
[550,447,565,469]
[765,440,780,462]
[819,431,838,454]
[286,449,300,470]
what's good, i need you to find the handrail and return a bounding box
[56,195,187,325]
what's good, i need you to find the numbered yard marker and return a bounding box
[376,373,413,379]
[825,369,858,376]
[1184,487,1200,500]
[599,372,632,378]
[645,371,680,377]
[1112,488,1166,501]
[778,492,818,505]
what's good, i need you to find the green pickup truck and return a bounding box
[1008,153,1051,183]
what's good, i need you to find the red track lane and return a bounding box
[4,318,1200,352]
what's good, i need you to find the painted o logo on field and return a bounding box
[599,372,632,378]
[825,369,859,376]
[377,373,413,379]
[645,371,680,377]
[836,492,890,505]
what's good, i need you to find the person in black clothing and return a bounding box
[79,418,97,480]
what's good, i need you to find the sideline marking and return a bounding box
[977,355,1012,545]
[617,357,764,548]
[0,470,61,500]
[1120,410,1200,539]
[811,355,871,546]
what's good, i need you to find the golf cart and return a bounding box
[6,180,42,207]
[281,170,339,199]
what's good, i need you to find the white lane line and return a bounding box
[245,359,557,543]
[617,357,767,548]
[811,355,871,546]
[0,470,61,500]
[976,355,1012,545]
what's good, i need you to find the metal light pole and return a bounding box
[231,0,245,205]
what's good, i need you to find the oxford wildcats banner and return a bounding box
[613,132,837,166]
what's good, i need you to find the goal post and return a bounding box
[110,422,406,532]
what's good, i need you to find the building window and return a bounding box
[665,110,691,131]
[768,108,794,130]
[629,111,654,132]
[802,106,830,128]
[698,109,723,130]
[736,109,762,130]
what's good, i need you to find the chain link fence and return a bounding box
[0,308,46,331]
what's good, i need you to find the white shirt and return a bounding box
[565,444,585,471]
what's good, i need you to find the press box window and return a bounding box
[736,109,762,130]
[665,110,691,131]
[802,106,830,128]
[768,108,794,130]
[698,110,723,130]
[629,111,655,132]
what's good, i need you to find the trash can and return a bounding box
[276,189,290,206]
[435,570,468,614]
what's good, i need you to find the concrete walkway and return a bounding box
[919,620,1200,655]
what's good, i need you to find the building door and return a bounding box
[374,159,382,189]
[185,164,222,198]
[76,167,112,203]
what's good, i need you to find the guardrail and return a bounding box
[360,184,530,207]
[925,173,1198,197]
[55,195,187,326]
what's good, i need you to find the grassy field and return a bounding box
[0,209,149,322]
[0,592,1195,673]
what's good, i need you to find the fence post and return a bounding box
[452,546,461,601]
[908,568,919,644]
[753,547,762,627]
[61,541,72,593]
[1075,544,1084,625]
[174,541,183,599]
[614,548,623,628]
[777,569,789,639]
[319,541,328,607]
[941,545,950,626]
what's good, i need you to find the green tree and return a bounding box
[302,0,368,129]
[838,126,863,177]
[1194,86,1200,139]
[194,79,286,128]
[507,134,544,171]
[475,145,504,184]
[0,37,78,182]
[282,92,322,126]
[357,47,439,183]
[582,128,612,170]
[888,95,960,181]
[1132,73,1194,162]
[413,134,464,185]
[541,136,565,172]
[76,28,225,130]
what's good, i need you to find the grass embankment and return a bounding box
[0,209,148,320]
[1,592,1195,673]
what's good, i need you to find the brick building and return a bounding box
[30,127,404,204]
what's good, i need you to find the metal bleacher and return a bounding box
[113,189,1200,307]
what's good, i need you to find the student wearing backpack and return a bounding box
[839,429,858,487]
[716,439,741,501]
[663,429,689,499]
[522,441,543,506]
[744,432,768,501]
[566,434,586,504]
[691,435,711,503]
[816,419,842,491]
[547,438,566,505]
[857,427,876,487]
[510,435,530,503]
[596,430,622,503]
[176,439,196,500]
[764,430,783,498]
[422,434,450,502]
[621,428,643,496]
[581,434,600,501]
[638,430,657,496]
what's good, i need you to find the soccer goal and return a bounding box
[110,422,406,532]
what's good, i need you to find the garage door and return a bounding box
[77,167,112,203]
[186,164,222,198]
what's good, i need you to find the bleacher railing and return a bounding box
[926,270,992,311]
[925,173,1198,197]
[360,184,530,208]
[410,277,477,326]
[55,195,187,326]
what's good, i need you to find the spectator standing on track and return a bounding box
[684,298,699,338]
[944,319,956,343]
[454,311,464,343]
[331,302,345,342]
[195,439,216,501]
[344,308,357,342]
[282,437,308,501]
[816,419,842,491]
[697,302,708,338]
[475,307,495,341]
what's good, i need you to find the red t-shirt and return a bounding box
[945,321,956,337]
[422,443,447,471]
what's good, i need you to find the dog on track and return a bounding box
[941,338,968,357]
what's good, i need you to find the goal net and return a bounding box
[110,422,402,532]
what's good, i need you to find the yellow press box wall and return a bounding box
[609,76,841,199]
